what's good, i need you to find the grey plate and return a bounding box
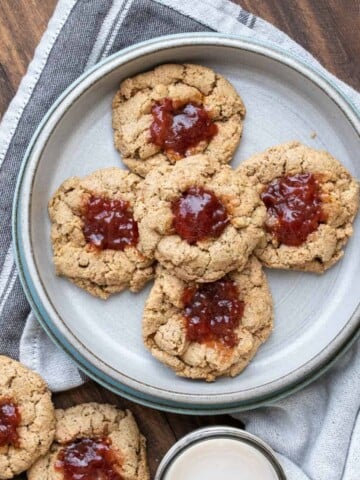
[13,34,360,414]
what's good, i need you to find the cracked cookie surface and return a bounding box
[143,258,273,381]
[237,142,359,272]
[27,403,149,480]
[49,168,154,299]
[134,154,266,282]
[112,63,246,177]
[0,356,55,480]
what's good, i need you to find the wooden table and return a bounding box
[1,1,359,478]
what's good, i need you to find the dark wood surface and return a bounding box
[1,1,358,478]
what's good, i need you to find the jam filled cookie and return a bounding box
[134,154,266,282]
[0,356,55,480]
[28,403,149,480]
[143,258,273,381]
[49,167,154,299]
[237,142,359,272]
[112,63,246,177]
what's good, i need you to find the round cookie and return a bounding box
[134,154,266,282]
[237,142,359,272]
[0,356,55,479]
[27,403,149,480]
[143,258,273,381]
[112,63,246,177]
[49,167,154,299]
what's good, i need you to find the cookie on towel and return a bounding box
[0,355,55,480]
[28,403,149,480]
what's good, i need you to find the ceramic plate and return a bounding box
[13,34,360,414]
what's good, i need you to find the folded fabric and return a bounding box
[0,1,358,479]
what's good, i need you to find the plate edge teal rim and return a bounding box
[10,253,360,414]
[12,32,360,414]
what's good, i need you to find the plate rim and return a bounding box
[13,32,360,414]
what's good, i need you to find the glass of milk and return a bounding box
[155,426,286,480]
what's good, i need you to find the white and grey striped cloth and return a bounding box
[0,1,359,479]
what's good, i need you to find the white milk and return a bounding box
[163,438,279,480]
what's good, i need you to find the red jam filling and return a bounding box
[55,437,123,480]
[82,195,139,251]
[261,172,327,246]
[182,278,244,348]
[150,98,218,156]
[0,397,21,448]
[171,186,229,244]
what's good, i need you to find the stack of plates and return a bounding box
[13,34,360,414]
